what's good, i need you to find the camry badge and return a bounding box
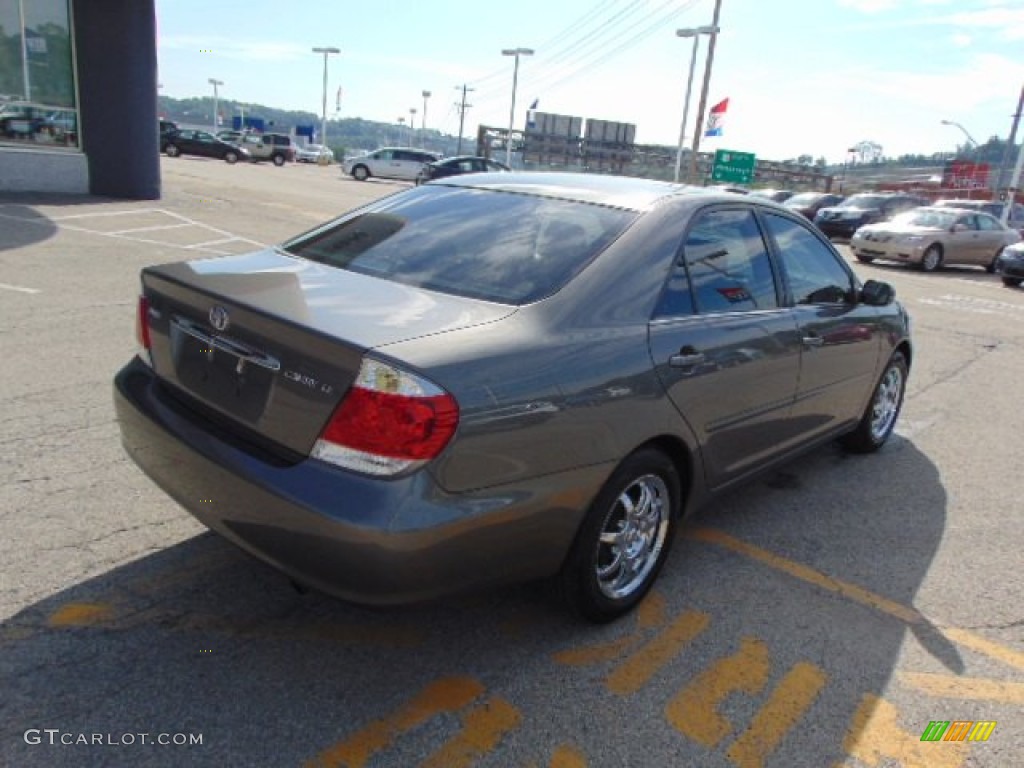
[209,305,230,332]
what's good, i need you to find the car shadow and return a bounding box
[1,438,953,767]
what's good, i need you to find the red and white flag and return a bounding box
[704,98,728,137]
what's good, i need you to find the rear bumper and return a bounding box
[815,219,863,238]
[996,254,1024,278]
[114,358,594,604]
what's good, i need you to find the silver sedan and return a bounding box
[851,206,1021,272]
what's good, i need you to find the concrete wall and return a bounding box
[0,147,89,194]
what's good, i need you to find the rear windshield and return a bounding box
[281,185,637,304]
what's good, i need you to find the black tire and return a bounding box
[352,164,370,181]
[1003,276,1023,288]
[561,448,680,623]
[224,151,238,165]
[919,244,942,272]
[841,351,908,453]
[855,255,874,264]
[987,250,1002,274]
[165,144,180,158]
[272,153,285,167]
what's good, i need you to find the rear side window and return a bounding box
[682,208,778,313]
[282,186,637,304]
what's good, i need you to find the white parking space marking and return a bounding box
[0,207,266,255]
[0,282,40,294]
[917,293,1024,317]
[107,223,194,235]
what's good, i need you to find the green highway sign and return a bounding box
[711,149,756,184]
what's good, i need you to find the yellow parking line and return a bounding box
[606,610,710,695]
[691,528,1024,674]
[552,591,668,667]
[726,662,828,768]
[549,744,587,768]
[420,696,521,768]
[305,677,484,768]
[665,636,771,748]
[841,694,965,768]
[898,672,1024,704]
[47,602,114,627]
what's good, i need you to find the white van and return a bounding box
[343,147,440,182]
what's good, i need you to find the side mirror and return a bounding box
[860,279,895,307]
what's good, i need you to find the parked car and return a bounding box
[0,101,76,144]
[814,193,927,239]
[850,206,1021,272]
[933,199,1024,237]
[161,129,250,164]
[239,132,296,166]
[416,155,509,184]
[295,143,334,164]
[115,172,911,622]
[343,147,440,181]
[784,192,845,220]
[159,120,179,141]
[749,189,794,203]
[995,241,1024,287]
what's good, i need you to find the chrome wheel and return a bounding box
[921,245,941,272]
[594,474,670,600]
[870,364,903,442]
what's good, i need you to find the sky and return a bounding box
[155,0,1024,164]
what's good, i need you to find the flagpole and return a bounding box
[688,0,724,183]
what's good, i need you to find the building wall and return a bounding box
[0,0,159,199]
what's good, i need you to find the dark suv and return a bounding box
[814,193,927,239]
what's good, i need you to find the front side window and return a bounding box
[682,208,778,313]
[0,0,78,149]
[763,213,853,305]
[282,186,637,305]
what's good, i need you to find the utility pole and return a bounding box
[994,83,1024,201]
[455,84,474,155]
[687,0,724,183]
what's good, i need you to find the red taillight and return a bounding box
[312,358,459,476]
[136,295,152,350]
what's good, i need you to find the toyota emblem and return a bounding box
[209,305,230,332]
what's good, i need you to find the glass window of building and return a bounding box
[0,0,79,149]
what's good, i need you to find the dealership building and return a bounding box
[0,0,159,199]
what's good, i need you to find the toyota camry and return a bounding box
[114,173,912,622]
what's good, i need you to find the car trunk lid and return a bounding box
[140,248,515,458]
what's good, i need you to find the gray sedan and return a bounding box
[851,206,1021,272]
[115,173,912,622]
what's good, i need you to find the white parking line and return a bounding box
[48,208,164,221]
[0,282,40,294]
[107,223,194,235]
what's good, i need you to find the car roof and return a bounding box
[434,172,752,212]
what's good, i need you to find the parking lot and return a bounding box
[1,157,1023,767]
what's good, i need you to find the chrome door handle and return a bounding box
[669,352,706,367]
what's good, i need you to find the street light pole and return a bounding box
[409,108,417,146]
[312,47,340,148]
[421,90,431,148]
[397,117,405,146]
[455,84,474,155]
[502,47,534,167]
[688,0,724,182]
[673,26,718,184]
[208,78,223,133]
[940,119,979,152]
